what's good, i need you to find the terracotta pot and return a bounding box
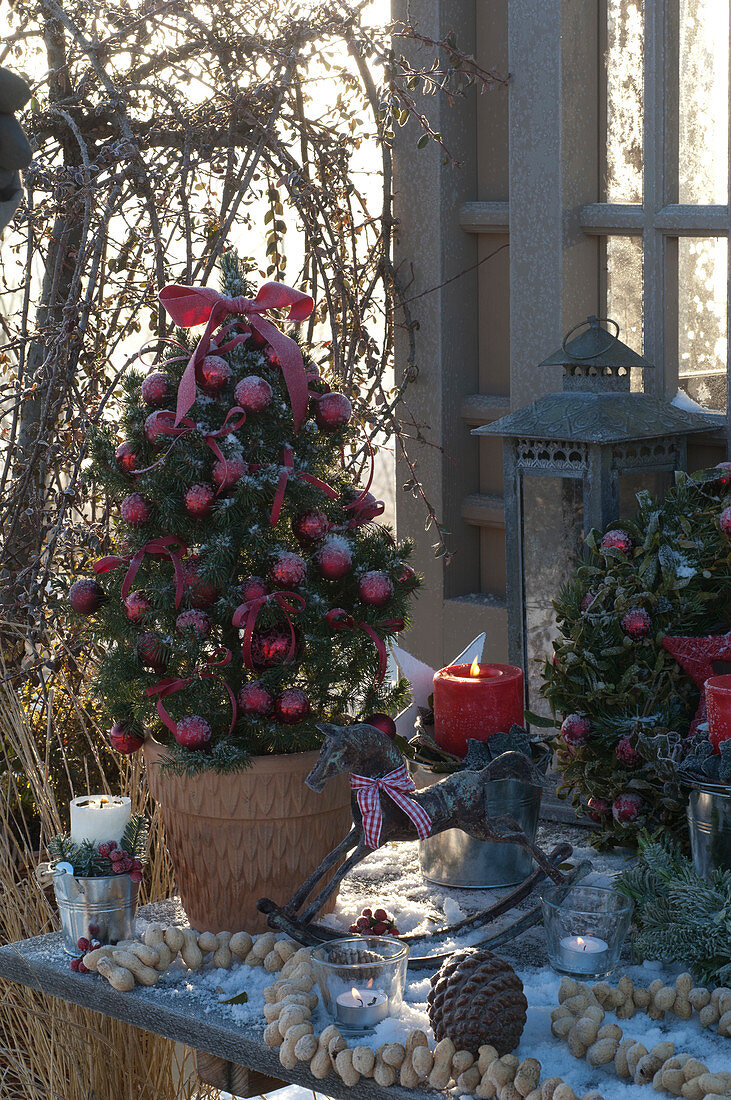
[144,740,351,933]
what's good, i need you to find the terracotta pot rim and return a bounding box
[144,736,323,767]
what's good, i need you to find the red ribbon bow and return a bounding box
[270,443,339,526]
[350,764,432,849]
[145,649,237,735]
[328,610,402,686]
[232,591,306,670]
[94,536,188,608]
[158,281,314,429]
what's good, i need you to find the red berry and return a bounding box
[212,457,247,491]
[292,509,331,545]
[124,590,151,622]
[616,737,643,766]
[315,392,352,431]
[175,609,211,637]
[316,536,353,581]
[600,528,632,553]
[234,375,273,413]
[105,845,116,854]
[273,688,310,724]
[175,715,212,749]
[349,924,359,933]
[621,607,651,639]
[586,797,611,823]
[238,681,274,717]
[373,908,388,922]
[69,578,106,615]
[141,371,174,407]
[361,908,372,918]
[356,916,370,930]
[720,506,731,536]
[129,870,143,883]
[371,921,388,935]
[612,792,642,823]
[77,937,90,952]
[78,961,88,973]
[358,571,393,608]
[90,939,101,950]
[115,441,139,474]
[240,576,269,603]
[136,630,168,672]
[144,409,177,447]
[69,957,81,972]
[364,713,397,739]
[120,492,151,527]
[184,483,215,518]
[390,928,401,937]
[110,849,124,863]
[561,713,591,746]
[109,722,144,755]
[98,843,112,857]
[269,551,307,588]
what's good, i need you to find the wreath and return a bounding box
[541,467,731,849]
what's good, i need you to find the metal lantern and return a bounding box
[473,316,710,712]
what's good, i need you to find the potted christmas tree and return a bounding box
[68,252,417,931]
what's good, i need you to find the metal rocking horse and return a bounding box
[258,723,585,967]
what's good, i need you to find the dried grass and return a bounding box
[0,678,220,1099]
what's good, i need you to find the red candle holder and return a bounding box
[705,674,731,754]
[432,661,524,758]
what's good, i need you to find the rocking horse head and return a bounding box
[306,721,403,792]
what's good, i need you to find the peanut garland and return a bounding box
[551,977,731,1100]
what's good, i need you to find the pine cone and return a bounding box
[427,949,527,1055]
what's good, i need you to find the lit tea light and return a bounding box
[335,985,389,1030]
[70,795,131,847]
[558,933,610,975]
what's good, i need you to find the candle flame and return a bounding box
[351,987,364,1005]
[469,657,481,677]
[577,937,586,950]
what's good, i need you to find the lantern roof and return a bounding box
[539,315,650,372]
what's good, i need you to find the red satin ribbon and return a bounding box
[270,443,339,526]
[350,764,432,849]
[328,611,402,686]
[94,536,188,608]
[232,591,305,670]
[145,649,237,735]
[158,281,314,429]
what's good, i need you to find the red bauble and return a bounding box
[198,355,231,393]
[713,461,731,488]
[124,590,151,622]
[175,715,212,749]
[587,796,611,823]
[347,491,382,528]
[274,688,310,724]
[600,528,632,553]
[612,792,642,823]
[616,737,643,767]
[238,681,274,717]
[176,609,211,637]
[240,576,269,602]
[621,607,651,639]
[184,483,215,518]
[144,409,177,447]
[397,564,416,584]
[141,371,174,407]
[364,713,397,739]
[120,492,151,527]
[663,630,731,734]
[251,627,295,669]
[720,506,731,536]
[183,556,219,608]
[136,630,167,672]
[269,551,306,588]
[561,713,591,746]
[316,536,353,581]
[358,571,393,608]
[69,578,106,615]
[109,722,144,755]
[212,457,247,491]
[293,509,331,545]
[115,441,139,474]
[325,607,353,630]
[315,392,352,431]
[234,375,273,413]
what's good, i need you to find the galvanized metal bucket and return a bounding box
[411,764,543,888]
[53,871,139,955]
[687,782,731,880]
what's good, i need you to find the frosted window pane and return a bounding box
[606,0,644,202]
[606,236,644,363]
[678,236,727,413]
[679,0,729,203]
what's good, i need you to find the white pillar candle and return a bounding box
[70,795,132,847]
[558,934,610,975]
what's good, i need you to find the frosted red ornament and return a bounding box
[234,374,273,413]
[144,409,176,446]
[315,392,352,431]
[347,491,381,528]
[198,355,231,393]
[176,609,211,637]
[69,578,106,615]
[238,681,274,716]
[364,713,397,739]
[616,737,642,766]
[115,441,139,474]
[325,607,352,630]
[316,536,353,580]
[274,687,310,724]
[120,492,151,527]
[136,630,167,672]
[720,506,731,535]
[587,796,611,823]
[124,590,151,621]
[212,457,247,491]
[175,715,212,749]
[109,722,144,755]
[621,607,651,639]
[600,528,632,553]
[240,576,269,602]
[612,792,642,823]
[358,571,393,607]
[141,371,174,407]
[714,461,731,488]
[183,556,219,608]
[293,509,331,545]
[561,713,591,746]
[397,564,416,584]
[269,551,306,588]
[184,482,215,518]
[251,627,295,669]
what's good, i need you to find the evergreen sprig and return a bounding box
[48,815,149,876]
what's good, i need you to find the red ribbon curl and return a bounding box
[232,591,306,670]
[145,649,237,735]
[94,536,188,608]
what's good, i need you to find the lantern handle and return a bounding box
[561,316,620,360]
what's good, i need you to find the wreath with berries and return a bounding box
[541,466,731,850]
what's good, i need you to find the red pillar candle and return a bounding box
[432,659,525,757]
[706,674,731,753]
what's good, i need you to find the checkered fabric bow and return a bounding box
[350,764,432,849]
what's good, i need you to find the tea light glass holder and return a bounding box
[541,884,633,978]
[311,936,409,1032]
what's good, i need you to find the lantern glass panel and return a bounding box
[520,474,584,715]
[618,469,673,519]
